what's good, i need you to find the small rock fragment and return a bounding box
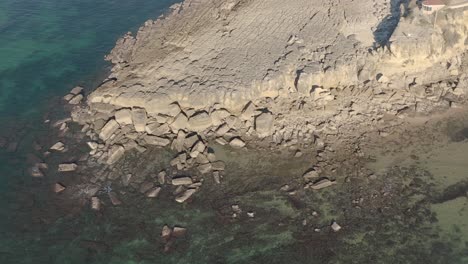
[91,197,101,211]
[175,189,196,203]
[172,177,193,186]
[50,142,65,151]
[229,138,245,148]
[58,163,77,172]
[331,221,341,232]
[161,225,172,242]
[146,187,162,198]
[53,182,66,193]
[172,227,187,237]
[310,178,336,190]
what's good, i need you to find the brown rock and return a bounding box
[53,183,66,193]
[108,192,122,206]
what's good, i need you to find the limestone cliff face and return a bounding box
[76,0,468,166]
[88,0,388,114]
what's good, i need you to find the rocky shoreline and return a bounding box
[12,0,468,260]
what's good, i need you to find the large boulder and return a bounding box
[99,119,119,141]
[107,145,125,164]
[254,112,274,138]
[188,111,212,132]
[132,108,147,132]
[115,108,133,125]
[170,113,189,130]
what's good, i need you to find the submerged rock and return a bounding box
[175,189,196,203]
[58,163,77,172]
[53,182,66,193]
[229,138,246,148]
[91,197,101,211]
[171,177,193,186]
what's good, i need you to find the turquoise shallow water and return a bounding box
[0,0,177,262]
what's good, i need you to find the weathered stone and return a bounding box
[170,113,188,130]
[172,227,187,237]
[70,86,84,95]
[310,178,336,190]
[207,152,217,162]
[63,94,74,101]
[158,170,166,184]
[195,153,210,164]
[331,221,341,232]
[99,119,119,141]
[148,123,170,136]
[91,197,101,211]
[58,163,77,172]
[255,112,274,138]
[225,116,243,129]
[211,161,225,171]
[109,192,122,206]
[171,130,186,152]
[146,187,162,198]
[197,163,212,174]
[213,171,221,184]
[211,109,231,126]
[115,108,133,125]
[53,182,66,193]
[144,135,171,146]
[161,225,172,241]
[188,111,212,132]
[68,94,84,105]
[229,138,246,148]
[87,141,98,150]
[30,166,44,178]
[107,145,125,164]
[240,101,256,120]
[303,170,319,181]
[132,108,147,132]
[215,138,228,145]
[139,182,154,193]
[50,142,65,151]
[172,177,193,186]
[215,123,230,136]
[175,189,196,203]
[184,134,199,149]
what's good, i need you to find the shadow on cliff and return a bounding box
[373,0,411,49]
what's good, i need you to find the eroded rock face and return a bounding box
[73,0,468,167]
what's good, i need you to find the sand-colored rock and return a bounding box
[107,145,125,164]
[115,108,133,125]
[99,119,119,141]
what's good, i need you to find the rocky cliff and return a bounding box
[72,0,468,168]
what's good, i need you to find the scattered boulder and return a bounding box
[172,227,187,237]
[53,182,66,193]
[106,145,125,165]
[144,135,171,147]
[175,189,196,203]
[70,86,83,95]
[146,187,162,198]
[108,192,122,206]
[58,163,77,172]
[213,171,221,184]
[161,225,172,242]
[114,109,133,125]
[331,221,341,232]
[303,170,319,181]
[188,111,212,132]
[211,161,225,171]
[132,108,147,132]
[255,111,274,138]
[91,197,101,211]
[171,176,193,186]
[215,123,230,136]
[29,166,44,178]
[99,119,119,141]
[158,170,166,185]
[50,142,65,151]
[229,138,246,148]
[197,163,212,174]
[310,178,336,190]
[170,113,188,130]
[139,182,154,193]
[68,94,84,105]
